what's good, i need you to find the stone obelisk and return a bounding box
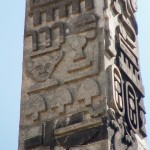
[19,0,147,149]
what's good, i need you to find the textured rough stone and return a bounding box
[19,0,147,149]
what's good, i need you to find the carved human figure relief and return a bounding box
[26,51,63,82]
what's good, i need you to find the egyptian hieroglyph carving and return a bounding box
[25,95,46,122]
[48,87,73,114]
[19,0,147,149]
[77,78,99,107]
[107,65,125,116]
[108,108,138,150]
[26,51,63,82]
[29,0,94,26]
[104,0,147,149]
[67,14,97,73]
[125,82,139,133]
[63,13,100,83]
[25,22,65,52]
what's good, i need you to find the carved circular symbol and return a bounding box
[113,67,125,116]
[126,82,139,133]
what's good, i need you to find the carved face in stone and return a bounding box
[26,51,62,82]
[32,58,52,82]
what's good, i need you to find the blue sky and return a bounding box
[0,0,149,149]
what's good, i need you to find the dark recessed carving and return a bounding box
[108,108,138,150]
[24,135,43,149]
[125,82,139,133]
[116,24,145,96]
[24,113,103,149]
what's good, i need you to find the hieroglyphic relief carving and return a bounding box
[63,13,99,83]
[25,22,65,52]
[105,0,138,56]
[25,22,65,92]
[114,67,125,116]
[25,30,38,51]
[25,94,46,122]
[116,24,144,95]
[24,112,103,149]
[77,78,99,107]
[25,45,63,95]
[117,52,144,96]
[26,51,63,82]
[28,79,59,94]
[108,108,138,150]
[39,27,51,48]
[107,63,146,148]
[104,0,119,57]
[25,86,72,126]
[48,87,73,114]
[107,65,125,116]
[25,2,100,85]
[125,82,139,133]
[105,0,138,57]
[19,0,147,149]
[29,0,94,26]
[67,13,98,73]
[105,3,145,136]
[138,99,147,137]
[110,0,138,59]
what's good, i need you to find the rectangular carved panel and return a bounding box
[19,0,147,149]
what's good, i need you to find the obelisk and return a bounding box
[19,0,147,149]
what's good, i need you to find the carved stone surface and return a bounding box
[107,65,125,116]
[25,94,46,122]
[19,0,147,149]
[77,78,99,106]
[48,87,72,114]
[26,51,63,82]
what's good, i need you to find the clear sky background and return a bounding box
[0,0,149,150]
